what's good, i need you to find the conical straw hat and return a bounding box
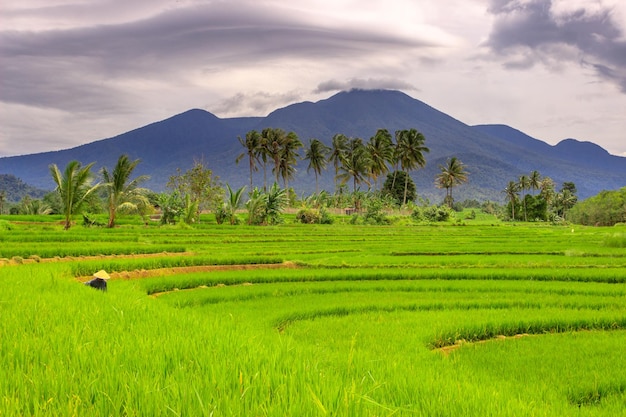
[93,270,110,280]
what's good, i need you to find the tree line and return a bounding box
[236,127,468,207]
[5,125,611,227]
[502,170,578,222]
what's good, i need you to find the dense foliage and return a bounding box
[568,187,626,226]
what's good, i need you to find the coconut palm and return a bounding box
[329,134,349,193]
[518,174,530,221]
[235,130,261,191]
[366,129,393,191]
[49,160,101,230]
[337,138,371,192]
[395,128,429,205]
[529,170,541,195]
[101,154,150,228]
[503,180,520,220]
[435,157,468,208]
[278,131,302,198]
[259,128,274,191]
[304,138,330,193]
[265,128,286,185]
[539,177,555,206]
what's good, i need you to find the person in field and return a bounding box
[84,270,110,291]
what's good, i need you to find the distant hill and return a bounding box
[1,89,624,202]
[0,174,49,203]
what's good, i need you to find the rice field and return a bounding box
[1,215,625,416]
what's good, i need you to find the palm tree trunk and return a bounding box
[403,171,409,206]
[315,172,319,194]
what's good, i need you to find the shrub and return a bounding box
[296,208,321,224]
[411,207,423,222]
[423,205,454,222]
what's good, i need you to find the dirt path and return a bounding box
[77,261,298,282]
[436,333,532,355]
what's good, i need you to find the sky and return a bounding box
[1,0,625,158]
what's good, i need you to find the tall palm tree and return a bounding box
[529,170,541,196]
[49,160,101,230]
[503,180,520,220]
[278,131,303,201]
[329,134,349,193]
[518,174,530,221]
[366,129,393,191]
[337,138,371,192]
[539,177,555,206]
[396,128,429,205]
[435,157,468,207]
[266,128,286,186]
[259,128,276,191]
[101,154,150,228]
[304,138,330,193]
[235,130,261,191]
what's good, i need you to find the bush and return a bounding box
[411,207,423,222]
[296,208,321,224]
[423,205,454,222]
[214,206,227,225]
[363,198,389,225]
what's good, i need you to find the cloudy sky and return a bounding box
[1,0,625,158]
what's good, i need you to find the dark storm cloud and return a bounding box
[485,0,626,92]
[314,78,419,93]
[0,2,434,112]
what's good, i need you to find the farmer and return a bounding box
[84,270,110,291]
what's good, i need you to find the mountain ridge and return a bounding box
[0,89,624,202]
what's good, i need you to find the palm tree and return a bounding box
[366,129,393,191]
[304,138,330,193]
[337,138,371,192]
[503,180,520,220]
[396,129,429,205]
[329,134,349,193]
[0,191,5,215]
[49,160,101,230]
[101,154,150,228]
[555,189,577,220]
[518,175,530,221]
[539,177,555,206]
[235,130,261,191]
[265,128,286,185]
[435,157,468,207]
[529,170,541,195]
[278,131,302,196]
[259,128,274,191]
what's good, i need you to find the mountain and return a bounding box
[0,174,48,203]
[0,89,624,202]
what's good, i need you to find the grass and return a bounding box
[0,215,625,415]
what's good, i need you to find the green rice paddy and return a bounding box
[1,216,625,416]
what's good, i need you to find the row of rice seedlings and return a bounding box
[157,278,626,310]
[68,254,285,277]
[138,265,626,296]
[0,243,187,259]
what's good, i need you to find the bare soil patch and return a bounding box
[77,261,298,282]
[437,333,532,355]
